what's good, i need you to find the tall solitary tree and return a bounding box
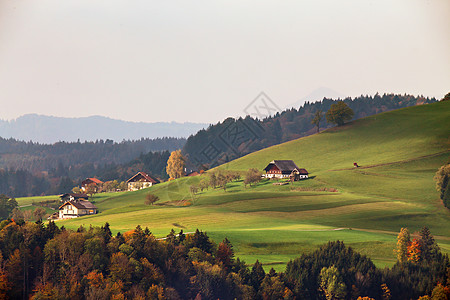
[166,150,186,179]
[326,101,354,126]
[311,109,324,133]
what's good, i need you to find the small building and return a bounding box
[60,193,89,203]
[263,160,309,180]
[126,172,160,191]
[81,178,103,192]
[58,200,97,219]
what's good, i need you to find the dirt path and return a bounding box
[329,150,449,171]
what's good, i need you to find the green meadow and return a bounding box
[25,101,450,271]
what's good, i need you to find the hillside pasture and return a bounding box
[53,102,450,270]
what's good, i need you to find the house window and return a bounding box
[66,205,72,210]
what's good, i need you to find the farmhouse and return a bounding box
[58,200,97,219]
[127,172,160,191]
[81,177,103,192]
[60,193,89,203]
[263,160,309,180]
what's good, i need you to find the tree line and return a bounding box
[0,219,447,299]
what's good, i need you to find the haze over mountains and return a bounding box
[0,114,208,143]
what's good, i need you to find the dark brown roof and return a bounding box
[264,160,300,172]
[59,200,97,210]
[126,172,160,184]
[298,168,309,175]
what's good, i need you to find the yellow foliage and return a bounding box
[166,150,185,179]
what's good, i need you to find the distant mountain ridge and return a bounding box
[0,114,208,143]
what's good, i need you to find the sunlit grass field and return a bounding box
[23,101,450,271]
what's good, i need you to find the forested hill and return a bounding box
[0,137,185,172]
[0,137,185,197]
[183,93,437,168]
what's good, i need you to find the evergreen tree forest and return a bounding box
[0,139,180,197]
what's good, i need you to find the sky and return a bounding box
[0,0,449,123]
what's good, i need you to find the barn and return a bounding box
[263,160,309,180]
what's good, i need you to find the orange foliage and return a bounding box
[85,271,105,288]
[0,270,10,299]
[31,283,59,300]
[122,230,135,243]
[407,238,421,263]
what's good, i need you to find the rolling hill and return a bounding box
[33,101,449,270]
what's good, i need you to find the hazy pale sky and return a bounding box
[0,0,449,123]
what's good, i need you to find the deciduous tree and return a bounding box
[319,265,347,300]
[166,150,185,179]
[395,228,411,263]
[434,163,450,209]
[326,101,354,126]
[145,193,159,206]
[311,109,324,133]
[244,168,262,187]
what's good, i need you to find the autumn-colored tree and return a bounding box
[395,227,411,263]
[311,109,324,133]
[319,265,347,300]
[145,193,159,205]
[33,207,47,221]
[85,184,98,198]
[110,252,133,284]
[166,150,185,179]
[216,238,234,269]
[147,284,166,300]
[71,186,81,194]
[0,253,10,299]
[118,181,128,191]
[244,168,262,187]
[430,283,450,300]
[326,101,354,126]
[381,283,391,300]
[407,238,421,263]
[260,274,291,300]
[6,249,24,299]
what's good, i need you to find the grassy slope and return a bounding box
[53,101,450,270]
